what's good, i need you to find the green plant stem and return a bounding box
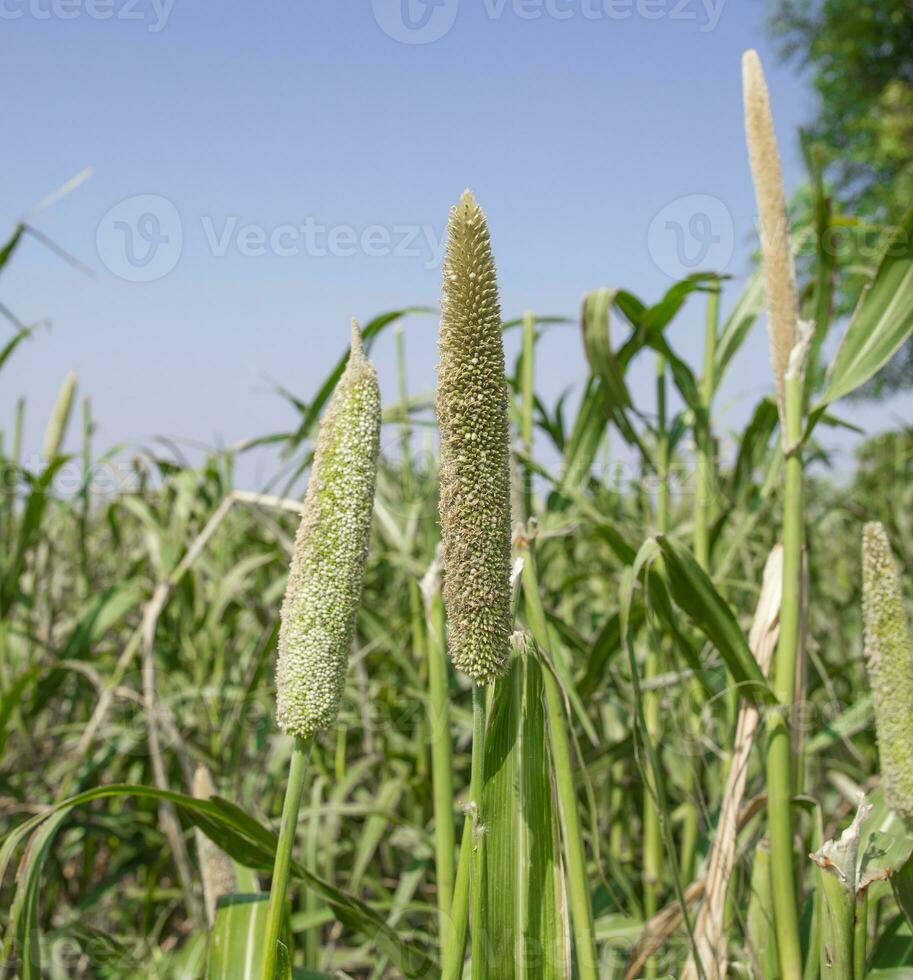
[395,324,414,500]
[687,285,720,871]
[642,647,661,931]
[655,354,669,534]
[694,283,719,572]
[443,818,473,979]
[263,737,313,980]
[818,869,854,980]
[79,397,91,597]
[542,665,599,980]
[853,889,867,980]
[426,588,456,953]
[643,353,669,963]
[521,310,535,519]
[470,683,488,980]
[302,776,323,970]
[521,539,598,979]
[747,841,779,978]
[766,370,804,980]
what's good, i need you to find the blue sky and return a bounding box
[2,1,906,490]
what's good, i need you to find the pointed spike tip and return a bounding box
[458,188,477,210]
[349,318,365,361]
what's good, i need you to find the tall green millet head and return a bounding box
[275,322,381,738]
[437,190,512,684]
[862,521,913,822]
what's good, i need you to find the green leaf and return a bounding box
[1,784,437,979]
[0,224,25,276]
[713,267,763,395]
[559,376,609,491]
[819,204,913,406]
[581,288,630,410]
[0,323,37,373]
[806,696,873,755]
[483,647,571,979]
[0,667,39,760]
[801,133,837,387]
[207,893,288,979]
[653,535,775,701]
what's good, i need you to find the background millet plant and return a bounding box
[2,49,913,979]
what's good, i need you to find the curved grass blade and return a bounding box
[653,535,775,702]
[818,204,913,408]
[2,784,437,979]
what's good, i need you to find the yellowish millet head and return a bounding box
[742,49,799,420]
[276,321,381,738]
[437,190,512,683]
[191,763,236,925]
[862,521,913,822]
[42,370,77,460]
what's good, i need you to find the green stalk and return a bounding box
[684,285,720,876]
[443,818,473,979]
[643,354,668,966]
[522,543,598,980]
[302,776,324,970]
[470,683,488,980]
[746,841,779,979]
[766,369,804,979]
[521,310,535,519]
[542,667,599,980]
[262,737,313,980]
[79,397,92,596]
[425,580,456,953]
[642,644,661,927]
[853,889,867,980]
[395,323,414,500]
[817,867,854,980]
[442,685,487,980]
[655,354,669,534]
[694,283,719,572]
[1,398,24,549]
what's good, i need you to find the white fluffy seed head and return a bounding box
[437,190,512,683]
[275,321,381,738]
[862,521,913,822]
[742,49,799,421]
